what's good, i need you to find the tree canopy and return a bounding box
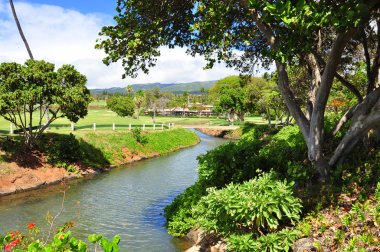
[106,95,135,117]
[0,59,91,147]
[97,0,380,181]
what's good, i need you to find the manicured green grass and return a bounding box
[78,128,200,166]
[0,108,266,134]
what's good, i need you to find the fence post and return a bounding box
[153,124,155,130]
[10,123,13,134]
[168,123,171,129]
[143,124,145,131]
[93,123,96,131]
[161,123,164,130]
[112,123,115,131]
[71,122,74,131]
[129,123,131,130]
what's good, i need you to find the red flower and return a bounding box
[59,234,65,240]
[5,244,11,251]
[27,223,36,229]
[10,237,21,247]
[9,232,14,239]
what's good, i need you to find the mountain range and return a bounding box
[90,80,216,95]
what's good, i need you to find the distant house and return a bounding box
[146,104,215,117]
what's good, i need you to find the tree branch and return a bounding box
[246,6,310,141]
[329,99,380,166]
[309,30,357,162]
[362,26,373,94]
[312,50,363,102]
[9,0,34,60]
[305,53,322,119]
[334,73,363,102]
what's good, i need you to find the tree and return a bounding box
[216,86,245,124]
[133,90,145,119]
[144,88,162,123]
[96,1,380,181]
[126,85,134,96]
[0,60,91,147]
[106,95,135,117]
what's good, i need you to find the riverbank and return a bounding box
[0,128,200,197]
[194,126,241,140]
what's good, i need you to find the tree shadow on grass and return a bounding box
[0,133,110,170]
[0,135,43,169]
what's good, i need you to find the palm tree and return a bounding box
[9,0,34,59]
[126,85,134,96]
[133,90,145,119]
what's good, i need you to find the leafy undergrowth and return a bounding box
[165,122,380,252]
[297,183,380,252]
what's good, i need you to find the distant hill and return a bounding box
[90,80,216,95]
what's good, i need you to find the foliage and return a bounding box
[96,0,380,182]
[165,125,279,236]
[131,127,148,144]
[297,183,380,251]
[227,228,301,252]
[133,90,145,119]
[192,173,302,236]
[106,95,135,117]
[0,60,91,147]
[0,224,120,252]
[258,126,310,182]
[164,182,206,237]
[40,133,83,167]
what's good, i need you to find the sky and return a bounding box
[0,0,242,89]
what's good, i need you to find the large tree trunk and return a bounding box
[307,32,355,179]
[248,5,379,181]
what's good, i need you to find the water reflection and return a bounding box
[0,130,227,251]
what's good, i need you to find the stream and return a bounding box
[0,130,227,251]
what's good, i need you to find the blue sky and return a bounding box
[0,0,240,88]
[21,0,117,15]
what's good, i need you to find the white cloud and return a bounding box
[0,0,241,89]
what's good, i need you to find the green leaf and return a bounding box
[88,234,103,243]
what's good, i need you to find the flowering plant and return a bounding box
[0,224,120,252]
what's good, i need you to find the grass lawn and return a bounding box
[0,107,267,134]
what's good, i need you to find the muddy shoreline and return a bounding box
[0,140,199,198]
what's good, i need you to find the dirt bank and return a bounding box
[0,142,198,197]
[195,127,240,139]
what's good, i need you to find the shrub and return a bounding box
[131,127,148,145]
[192,172,302,236]
[40,133,83,167]
[258,126,310,181]
[0,223,120,252]
[197,127,264,188]
[227,228,301,252]
[164,182,206,236]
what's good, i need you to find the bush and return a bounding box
[131,127,148,145]
[0,223,120,252]
[164,182,206,236]
[197,127,264,188]
[227,228,301,252]
[192,172,302,236]
[39,133,83,167]
[258,126,310,181]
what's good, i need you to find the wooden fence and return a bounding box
[7,123,175,134]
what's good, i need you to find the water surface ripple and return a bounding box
[0,130,227,251]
